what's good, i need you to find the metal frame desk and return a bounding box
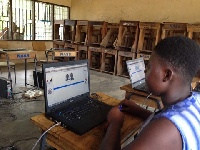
[0,49,38,96]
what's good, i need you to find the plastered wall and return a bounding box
[70,0,200,23]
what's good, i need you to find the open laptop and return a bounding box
[42,59,112,135]
[126,58,148,93]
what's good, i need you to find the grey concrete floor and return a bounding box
[0,62,130,150]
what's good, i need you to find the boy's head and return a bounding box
[153,36,200,84]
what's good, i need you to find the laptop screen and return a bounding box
[43,60,90,112]
[126,58,145,88]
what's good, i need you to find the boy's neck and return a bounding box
[161,86,191,108]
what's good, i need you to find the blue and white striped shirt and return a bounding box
[153,92,200,150]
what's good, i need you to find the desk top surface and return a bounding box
[31,92,144,150]
[120,84,161,99]
[0,50,36,60]
[0,49,36,54]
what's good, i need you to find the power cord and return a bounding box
[32,122,61,150]
[142,93,152,107]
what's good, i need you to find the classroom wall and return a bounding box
[40,0,71,7]
[70,0,200,23]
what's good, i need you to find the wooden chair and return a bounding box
[161,22,187,39]
[0,62,16,83]
[187,24,200,45]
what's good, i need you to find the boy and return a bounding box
[100,36,200,150]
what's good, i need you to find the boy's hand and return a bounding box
[119,99,136,113]
[104,106,124,132]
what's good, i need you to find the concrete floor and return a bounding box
[0,62,130,150]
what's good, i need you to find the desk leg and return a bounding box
[34,56,39,89]
[6,55,11,81]
[25,59,27,86]
[6,55,13,99]
[46,51,48,61]
[40,133,47,150]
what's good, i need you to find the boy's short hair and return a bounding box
[154,36,200,83]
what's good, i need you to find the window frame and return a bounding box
[0,0,70,41]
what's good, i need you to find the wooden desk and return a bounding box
[46,49,78,62]
[192,76,200,90]
[120,84,163,109]
[120,77,200,110]
[0,49,37,87]
[31,92,144,150]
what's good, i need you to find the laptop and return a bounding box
[42,59,112,135]
[126,58,148,93]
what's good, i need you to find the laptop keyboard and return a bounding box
[56,98,111,122]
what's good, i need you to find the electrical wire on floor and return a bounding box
[0,137,38,150]
[32,122,61,150]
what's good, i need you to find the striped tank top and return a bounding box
[152,92,200,150]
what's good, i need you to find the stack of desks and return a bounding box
[74,20,89,60]
[116,21,139,77]
[161,22,187,40]
[64,19,78,52]
[31,92,144,150]
[136,22,161,62]
[100,23,119,75]
[54,20,65,48]
[87,21,107,71]
[187,24,200,45]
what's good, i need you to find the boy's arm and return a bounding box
[119,99,152,119]
[99,122,121,150]
[123,117,182,150]
[99,107,124,150]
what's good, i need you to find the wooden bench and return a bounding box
[0,62,16,83]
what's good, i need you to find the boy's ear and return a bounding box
[163,69,173,82]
